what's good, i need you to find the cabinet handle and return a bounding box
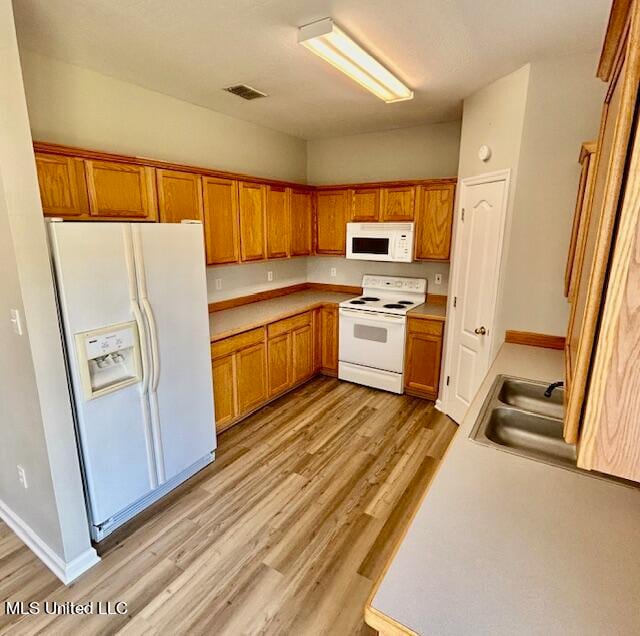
[474,326,487,335]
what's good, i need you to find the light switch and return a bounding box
[10,309,23,336]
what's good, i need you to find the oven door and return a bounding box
[339,308,406,373]
[346,232,393,261]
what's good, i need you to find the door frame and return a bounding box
[438,168,511,420]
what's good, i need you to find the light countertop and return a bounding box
[370,343,640,635]
[209,290,352,341]
[210,292,447,341]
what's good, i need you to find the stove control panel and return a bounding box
[361,275,427,294]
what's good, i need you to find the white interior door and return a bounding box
[445,171,510,423]
[133,223,216,483]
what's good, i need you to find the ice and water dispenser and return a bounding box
[75,322,142,400]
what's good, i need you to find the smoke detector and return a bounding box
[224,84,268,100]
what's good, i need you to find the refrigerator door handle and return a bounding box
[141,297,161,392]
[131,301,150,396]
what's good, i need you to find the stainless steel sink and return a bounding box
[498,378,564,419]
[471,375,577,469]
[471,375,637,486]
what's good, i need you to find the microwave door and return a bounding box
[348,235,392,261]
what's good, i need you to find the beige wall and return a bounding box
[501,52,604,335]
[306,121,461,185]
[0,0,96,577]
[19,50,307,183]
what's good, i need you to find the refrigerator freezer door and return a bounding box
[48,222,157,526]
[132,223,216,483]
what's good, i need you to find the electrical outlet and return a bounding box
[10,309,23,336]
[330,267,337,278]
[267,270,273,282]
[434,274,442,286]
[215,278,223,290]
[17,465,28,489]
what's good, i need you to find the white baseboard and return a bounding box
[435,398,445,414]
[0,498,99,585]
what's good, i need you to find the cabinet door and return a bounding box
[268,332,292,397]
[405,331,443,399]
[564,144,597,299]
[351,188,379,221]
[157,169,203,224]
[236,342,267,415]
[316,190,347,254]
[85,160,157,219]
[292,325,314,384]
[212,354,237,432]
[380,186,416,221]
[415,185,455,260]
[35,153,89,217]
[203,177,240,265]
[313,307,323,372]
[266,185,290,259]
[290,189,313,256]
[321,306,339,374]
[239,182,267,261]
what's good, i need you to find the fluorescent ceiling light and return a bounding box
[298,18,414,103]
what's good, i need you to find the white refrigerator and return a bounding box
[48,221,216,541]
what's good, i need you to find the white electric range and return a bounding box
[338,275,427,394]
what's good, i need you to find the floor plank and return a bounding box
[0,377,456,635]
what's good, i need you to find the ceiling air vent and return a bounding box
[224,84,268,100]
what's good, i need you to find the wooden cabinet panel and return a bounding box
[212,355,237,432]
[415,185,455,260]
[290,189,313,256]
[266,185,290,259]
[157,169,203,224]
[320,306,339,374]
[268,332,292,397]
[85,160,157,219]
[203,177,240,265]
[380,186,416,221]
[236,342,267,415]
[405,318,443,400]
[313,308,323,372]
[35,153,89,217]
[292,325,313,384]
[239,182,267,262]
[350,188,379,221]
[316,190,348,254]
[564,143,597,299]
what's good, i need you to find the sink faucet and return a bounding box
[544,381,564,398]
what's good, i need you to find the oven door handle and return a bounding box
[339,308,406,323]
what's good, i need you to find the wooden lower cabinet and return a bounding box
[236,343,268,413]
[404,318,443,400]
[268,332,292,397]
[320,306,339,375]
[211,355,236,430]
[292,324,314,384]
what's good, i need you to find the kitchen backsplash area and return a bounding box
[207,257,449,303]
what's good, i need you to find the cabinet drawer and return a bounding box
[408,318,443,337]
[267,311,312,338]
[211,327,265,359]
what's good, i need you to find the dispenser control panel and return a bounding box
[75,322,142,400]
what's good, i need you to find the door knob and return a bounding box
[474,326,487,335]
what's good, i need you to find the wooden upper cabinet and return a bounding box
[85,160,157,219]
[35,153,89,217]
[203,176,240,265]
[290,189,313,256]
[415,184,455,260]
[157,169,203,224]
[564,143,597,299]
[316,190,348,254]
[380,186,416,221]
[266,185,290,259]
[351,188,380,221]
[239,181,267,262]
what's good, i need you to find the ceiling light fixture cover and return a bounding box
[298,18,413,103]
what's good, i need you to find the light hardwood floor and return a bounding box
[0,377,456,635]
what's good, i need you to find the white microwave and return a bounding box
[346,222,414,262]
